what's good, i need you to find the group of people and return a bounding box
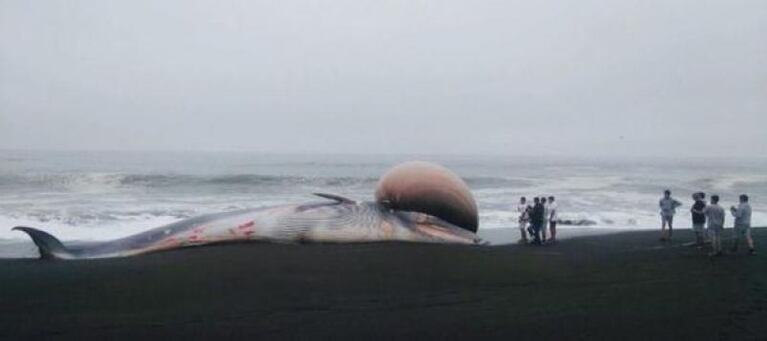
[659,189,755,256]
[511,190,755,254]
[516,196,557,245]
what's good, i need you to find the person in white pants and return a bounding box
[516,197,531,243]
[703,195,725,257]
[548,196,558,242]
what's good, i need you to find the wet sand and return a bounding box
[1,228,765,340]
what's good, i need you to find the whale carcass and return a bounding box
[14,161,482,259]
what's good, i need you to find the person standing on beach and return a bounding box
[730,194,755,255]
[530,197,544,245]
[516,197,531,244]
[703,195,725,257]
[541,197,549,242]
[548,196,558,242]
[690,192,707,247]
[526,204,535,239]
[659,190,682,241]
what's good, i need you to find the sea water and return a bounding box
[1,150,766,255]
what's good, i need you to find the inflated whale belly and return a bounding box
[13,161,482,259]
[376,161,479,233]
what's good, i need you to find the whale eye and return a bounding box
[375,161,478,233]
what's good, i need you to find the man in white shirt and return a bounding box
[703,195,725,257]
[516,197,531,243]
[730,194,755,255]
[548,196,558,242]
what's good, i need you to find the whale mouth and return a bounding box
[415,223,480,244]
[409,214,481,245]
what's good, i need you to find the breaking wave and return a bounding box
[0,172,540,193]
[0,173,383,192]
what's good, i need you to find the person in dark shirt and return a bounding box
[525,204,535,239]
[530,197,545,245]
[690,192,707,247]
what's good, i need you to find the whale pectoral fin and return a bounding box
[312,193,356,204]
[12,226,75,260]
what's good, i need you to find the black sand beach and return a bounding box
[1,228,765,340]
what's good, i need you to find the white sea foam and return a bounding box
[531,175,628,192]
[0,214,180,242]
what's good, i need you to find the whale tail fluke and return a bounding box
[12,226,74,260]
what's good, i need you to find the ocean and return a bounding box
[1,150,766,255]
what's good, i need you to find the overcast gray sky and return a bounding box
[1,0,765,157]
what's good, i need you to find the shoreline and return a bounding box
[478,225,648,245]
[1,228,765,339]
[0,226,664,260]
[0,226,665,259]
[0,225,748,258]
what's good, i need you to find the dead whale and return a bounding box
[14,161,482,259]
